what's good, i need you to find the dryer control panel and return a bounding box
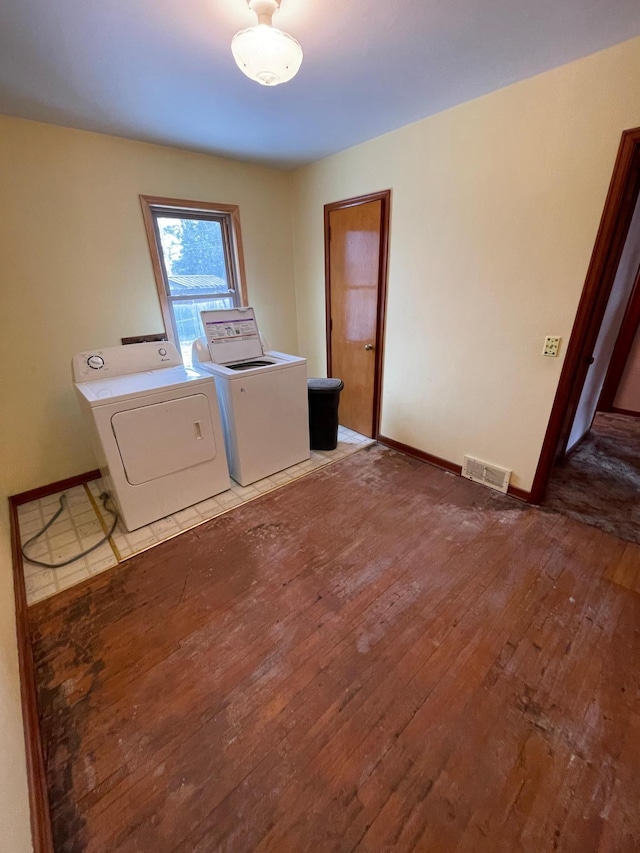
[72,341,182,382]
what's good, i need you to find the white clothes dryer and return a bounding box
[193,307,310,486]
[73,341,230,531]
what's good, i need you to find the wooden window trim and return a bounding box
[139,195,248,346]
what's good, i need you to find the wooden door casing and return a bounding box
[530,127,640,503]
[325,191,390,439]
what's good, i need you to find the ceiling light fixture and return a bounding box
[231,0,303,87]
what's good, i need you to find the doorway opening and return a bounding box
[542,411,640,543]
[324,190,391,438]
[532,127,640,541]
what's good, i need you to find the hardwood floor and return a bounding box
[29,444,640,852]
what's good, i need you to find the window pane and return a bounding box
[172,296,235,366]
[156,217,230,296]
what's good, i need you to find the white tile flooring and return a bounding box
[18,427,374,606]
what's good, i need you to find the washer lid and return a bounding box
[201,307,264,365]
[197,350,305,379]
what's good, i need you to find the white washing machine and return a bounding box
[193,307,310,486]
[73,341,230,531]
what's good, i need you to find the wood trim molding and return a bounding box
[530,126,640,504]
[508,484,534,503]
[610,406,640,418]
[139,197,177,344]
[9,468,102,853]
[9,499,54,853]
[377,435,533,503]
[324,189,392,438]
[228,206,249,308]
[121,333,167,346]
[138,195,242,217]
[325,190,392,212]
[323,207,332,377]
[378,435,462,475]
[139,196,249,348]
[373,194,391,440]
[11,470,101,508]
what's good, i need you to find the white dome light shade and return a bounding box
[232,24,303,86]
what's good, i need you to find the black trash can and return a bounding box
[307,378,344,450]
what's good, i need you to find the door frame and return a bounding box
[530,126,640,503]
[324,190,391,438]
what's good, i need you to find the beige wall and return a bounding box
[0,116,298,851]
[292,36,640,491]
[0,116,298,498]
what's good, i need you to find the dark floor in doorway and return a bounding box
[543,412,640,544]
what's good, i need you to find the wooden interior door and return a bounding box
[325,193,389,437]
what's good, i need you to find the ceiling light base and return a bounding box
[247,0,281,27]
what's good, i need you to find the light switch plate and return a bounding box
[543,336,560,357]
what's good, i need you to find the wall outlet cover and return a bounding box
[543,336,560,357]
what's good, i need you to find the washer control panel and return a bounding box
[72,341,182,382]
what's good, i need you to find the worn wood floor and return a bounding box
[544,412,640,545]
[30,444,640,852]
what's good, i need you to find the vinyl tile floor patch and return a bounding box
[19,427,374,605]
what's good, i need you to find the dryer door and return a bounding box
[111,394,217,485]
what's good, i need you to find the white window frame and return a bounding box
[139,195,248,347]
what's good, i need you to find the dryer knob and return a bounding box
[87,355,105,370]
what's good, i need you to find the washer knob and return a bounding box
[87,355,105,370]
[158,347,167,356]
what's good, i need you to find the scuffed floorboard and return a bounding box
[29,444,640,852]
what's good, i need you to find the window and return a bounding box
[140,196,247,366]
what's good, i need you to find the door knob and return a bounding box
[364,343,374,351]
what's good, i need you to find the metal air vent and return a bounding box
[462,456,511,494]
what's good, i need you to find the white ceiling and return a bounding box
[1,0,639,169]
